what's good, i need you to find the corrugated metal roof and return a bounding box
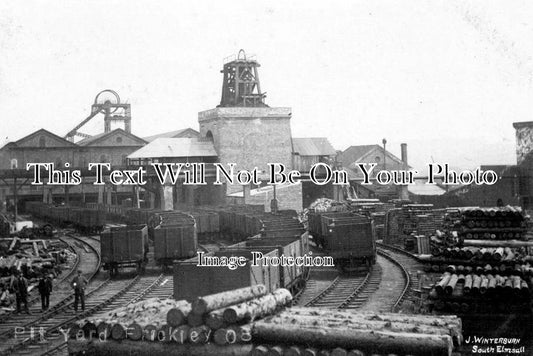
[128,138,217,159]
[292,138,336,156]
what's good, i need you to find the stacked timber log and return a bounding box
[74,284,464,356]
[75,285,292,345]
[251,307,463,356]
[455,206,527,240]
[384,204,441,245]
[0,238,72,279]
[428,271,532,314]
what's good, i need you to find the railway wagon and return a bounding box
[100,224,148,276]
[325,217,376,271]
[187,210,220,240]
[153,223,197,269]
[230,234,309,292]
[173,247,280,302]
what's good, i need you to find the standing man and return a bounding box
[71,270,88,312]
[11,271,30,314]
[38,274,53,311]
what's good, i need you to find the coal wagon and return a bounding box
[151,211,198,269]
[100,224,149,277]
[308,211,376,271]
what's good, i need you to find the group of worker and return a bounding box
[1,269,88,314]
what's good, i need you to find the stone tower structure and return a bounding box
[198,50,294,181]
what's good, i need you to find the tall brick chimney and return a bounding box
[512,121,533,165]
[399,143,409,200]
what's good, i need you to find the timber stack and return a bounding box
[427,271,532,314]
[384,204,441,246]
[451,206,527,241]
[250,307,463,356]
[75,284,292,346]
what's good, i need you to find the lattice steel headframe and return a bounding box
[64,89,131,141]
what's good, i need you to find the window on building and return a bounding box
[375,156,381,163]
[116,137,123,144]
[39,136,46,147]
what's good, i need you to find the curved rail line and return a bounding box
[296,245,417,312]
[375,248,411,312]
[376,242,426,308]
[0,238,80,324]
[0,234,103,355]
[0,234,101,337]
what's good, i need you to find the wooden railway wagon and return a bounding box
[307,211,353,247]
[308,211,376,271]
[153,224,197,269]
[174,247,280,302]
[25,203,105,233]
[229,234,309,292]
[100,224,148,277]
[184,210,219,241]
[150,211,198,268]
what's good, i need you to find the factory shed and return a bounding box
[143,128,199,142]
[127,137,218,164]
[292,137,336,172]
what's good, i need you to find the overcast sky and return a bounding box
[1,1,533,171]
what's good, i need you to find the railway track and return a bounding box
[296,244,420,312]
[34,273,175,356]
[0,237,78,324]
[0,234,102,356]
[376,242,426,309]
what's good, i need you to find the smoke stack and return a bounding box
[401,143,408,167]
[400,143,409,200]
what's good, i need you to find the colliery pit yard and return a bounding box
[0,201,530,356]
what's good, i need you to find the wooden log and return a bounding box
[285,346,305,356]
[495,275,505,291]
[127,322,143,341]
[487,275,497,294]
[111,323,128,340]
[192,285,267,315]
[472,275,481,294]
[272,313,462,347]
[493,247,504,261]
[331,348,348,356]
[317,351,331,356]
[463,275,473,294]
[463,240,533,248]
[445,265,456,274]
[143,324,159,341]
[303,348,318,356]
[287,307,462,331]
[479,275,489,294]
[96,322,111,339]
[213,328,231,345]
[520,281,530,298]
[444,275,458,295]
[268,346,284,356]
[435,273,451,295]
[188,325,211,344]
[347,351,365,356]
[205,309,226,330]
[251,345,269,356]
[166,302,192,327]
[187,313,204,327]
[252,320,453,356]
[223,288,292,324]
[82,322,97,339]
